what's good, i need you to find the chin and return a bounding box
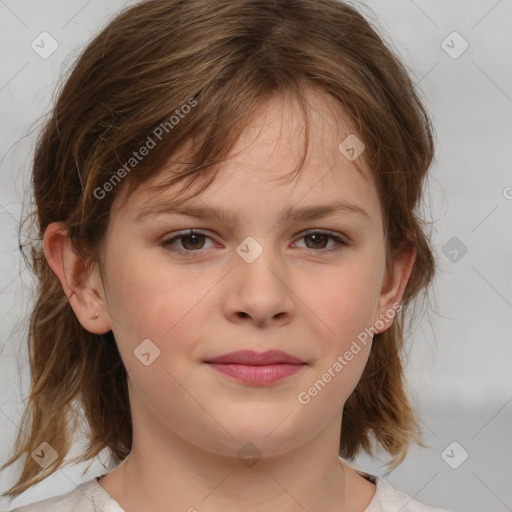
[201,420,310,459]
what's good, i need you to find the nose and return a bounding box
[222,242,296,328]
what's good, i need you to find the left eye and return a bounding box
[162,229,348,256]
[294,230,348,251]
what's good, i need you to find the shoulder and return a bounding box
[342,458,454,512]
[368,474,454,512]
[7,477,124,512]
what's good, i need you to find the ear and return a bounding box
[43,222,111,334]
[373,245,416,334]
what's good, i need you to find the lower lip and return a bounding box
[206,363,305,385]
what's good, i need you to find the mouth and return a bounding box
[204,350,307,385]
[204,349,305,365]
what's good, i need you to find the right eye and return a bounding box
[161,229,217,257]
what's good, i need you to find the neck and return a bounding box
[97,382,376,512]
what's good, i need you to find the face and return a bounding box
[67,90,407,459]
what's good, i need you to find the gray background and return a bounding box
[1,1,511,511]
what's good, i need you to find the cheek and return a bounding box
[299,255,383,348]
[296,265,377,412]
[103,247,217,372]
[104,242,193,332]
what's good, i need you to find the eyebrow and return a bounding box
[135,199,371,225]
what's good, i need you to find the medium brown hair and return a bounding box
[2,0,436,499]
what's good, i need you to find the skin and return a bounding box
[44,88,415,512]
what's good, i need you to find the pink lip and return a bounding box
[205,350,305,365]
[206,363,305,384]
[204,350,306,385]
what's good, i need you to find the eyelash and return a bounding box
[161,229,348,258]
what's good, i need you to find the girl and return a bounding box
[2,0,453,511]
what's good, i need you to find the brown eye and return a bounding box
[162,230,215,256]
[294,230,348,253]
[177,233,207,250]
[162,228,348,259]
[304,233,330,249]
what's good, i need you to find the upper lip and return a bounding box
[205,350,305,365]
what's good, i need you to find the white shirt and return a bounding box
[9,462,454,512]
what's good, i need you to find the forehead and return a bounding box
[112,88,380,226]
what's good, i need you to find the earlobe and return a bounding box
[374,245,416,334]
[43,222,111,334]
